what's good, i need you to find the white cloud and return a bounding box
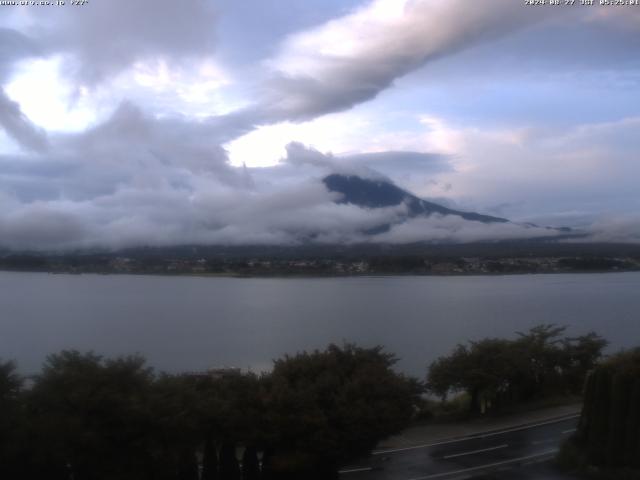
[0,0,638,250]
[225,111,372,167]
[348,112,640,221]
[372,215,553,244]
[587,214,640,244]
[27,0,219,85]
[5,56,98,132]
[262,0,551,120]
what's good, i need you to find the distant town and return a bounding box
[2,242,640,277]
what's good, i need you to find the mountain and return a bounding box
[323,173,509,225]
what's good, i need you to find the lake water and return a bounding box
[1,271,639,377]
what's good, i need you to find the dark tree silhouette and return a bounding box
[263,343,423,476]
[219,443,241,480]
[201,434,219,480]
[427,325,607,414]
[25,351,156,480]
[576,348,640,469]
[241,446,260,480]
[0,360,24,479]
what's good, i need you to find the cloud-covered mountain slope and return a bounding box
[323,173,509,225]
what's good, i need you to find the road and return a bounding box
[339,414,580,480]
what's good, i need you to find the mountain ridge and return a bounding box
[323,173,510,225]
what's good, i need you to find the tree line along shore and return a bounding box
[2,251,640,276]
[0,325,637,479]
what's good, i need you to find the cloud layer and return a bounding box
[0,0,639,250]
[263,0,550,120]
[29,0,218,85]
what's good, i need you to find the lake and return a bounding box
[1,271,639,377]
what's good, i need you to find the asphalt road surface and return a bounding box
[339,414,580,480]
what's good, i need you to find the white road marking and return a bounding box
[405,449,559,480]
[442,443,509,460]
[562,428,577,434]
[475,415,580,440]
[338,466,373,474]
[372,414,580,455]
[374,438,481,456]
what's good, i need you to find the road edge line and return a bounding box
[372,412,580,455]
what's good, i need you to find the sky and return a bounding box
[0,0,639,250]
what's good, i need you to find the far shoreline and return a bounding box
[1,266,639,279]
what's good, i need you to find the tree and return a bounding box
[427,325,607,414]
[263,343,423,477]
[148,373,207,480]
[201,434,219,480]
[218,443,240,480]
[561,332,609,393]
[3,343,426,479]
[427,339,516,413]
[0,360,24,479]
[241,446,260,480]
[26,351,156,480]
[195,371,264,447]
[576,348,640,470]
[177,449,199,480]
